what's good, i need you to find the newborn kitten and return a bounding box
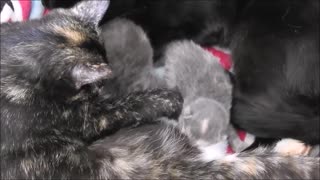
[163,41,232,158]
[99,18,167,97]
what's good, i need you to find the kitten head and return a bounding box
[0,0,111,104]
[179,97,229,145]
[164,41,232,109]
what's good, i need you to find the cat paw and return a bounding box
[149,89,184,120]
[273,138,312,156]
[124,89,183,122]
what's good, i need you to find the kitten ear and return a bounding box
[71,0,110,26]
[71,63,113,89]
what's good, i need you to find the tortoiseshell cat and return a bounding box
[1,1,319,179]
[0,1,182,178]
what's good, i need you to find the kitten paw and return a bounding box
[274,138,312,156]
[123,89,183,122]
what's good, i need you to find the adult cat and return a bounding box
[1,1,319,179]
[0,1,182,178]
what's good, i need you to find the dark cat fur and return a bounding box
[0,1,183,178]
[1,1,320,179]
[42,0,242,62]
[230,0,320,145]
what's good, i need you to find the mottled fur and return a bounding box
[89,122,320,179]
[0,1,183,179]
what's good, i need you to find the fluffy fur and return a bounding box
[230,0,320,145]
[42,0,242,62]
[2,1,319,179]
[163,41,232,150]
[96,14,320,164]
[99,19,233,154]
[0,1,183,178]
[99,18,167,97]
[99,0,320,152]
[86,122,320,179]
[94,0,320,146]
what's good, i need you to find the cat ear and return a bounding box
[70,0,110,26]
[71,63,113,89]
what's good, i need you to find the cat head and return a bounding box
[0,0,111,104]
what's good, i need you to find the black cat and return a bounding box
[42,0,242,63]
[230,0,320,145]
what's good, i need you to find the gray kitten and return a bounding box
[164,41,232,108]
[163,41,232,158]
[100,19,167,96]
[100,20,232,156]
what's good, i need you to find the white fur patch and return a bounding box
[273,138,311,156]
[153,67,166,78]
[199,140,228,161]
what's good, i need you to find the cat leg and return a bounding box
[80,89,183,139]
[89,123,320,179]
[231,96,320,145]
[273,138,313,156]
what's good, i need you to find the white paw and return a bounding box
[273,138,312,156]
